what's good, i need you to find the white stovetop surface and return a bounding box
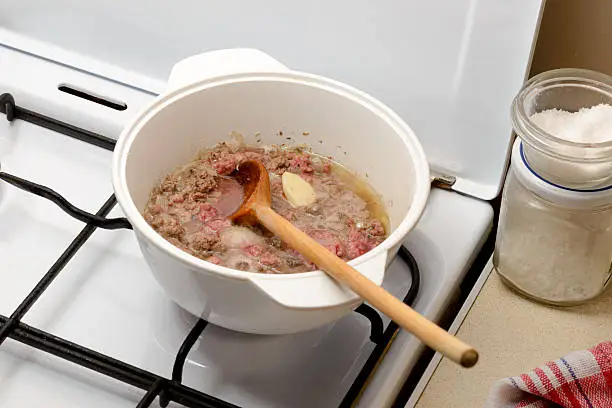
[0,112,492,407]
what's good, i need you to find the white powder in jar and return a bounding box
[495,171,612,304]
[526,104,612,188]
[530,103,612,143]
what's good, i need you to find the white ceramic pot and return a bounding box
[112,49,430,334]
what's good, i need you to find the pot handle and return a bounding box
[249,251,388,310]
[166,48,290,93]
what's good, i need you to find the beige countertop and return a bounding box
[414,267,612,408]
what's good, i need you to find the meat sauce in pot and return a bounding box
[143,139,389,274]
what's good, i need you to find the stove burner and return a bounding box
[0,92,116,150]
[0,93,422,408]
[0,170,132,229]
[0,93,15,121]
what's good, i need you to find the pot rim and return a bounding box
[112,70,431,281]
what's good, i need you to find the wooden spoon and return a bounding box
[230,160,478,368]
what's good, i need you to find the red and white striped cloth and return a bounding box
[484,341,612,408]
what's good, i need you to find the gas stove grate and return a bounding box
[0,93,420,408]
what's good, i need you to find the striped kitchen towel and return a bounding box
[484,341,612,408]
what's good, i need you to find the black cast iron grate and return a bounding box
[0,93,421,408]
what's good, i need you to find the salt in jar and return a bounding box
[494,68,612,305]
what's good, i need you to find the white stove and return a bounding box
[0,2,542,407]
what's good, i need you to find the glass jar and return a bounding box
[494,69,612,305]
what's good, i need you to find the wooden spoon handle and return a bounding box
[254,205,478,368]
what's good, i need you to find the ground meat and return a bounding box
[197,203,218,223]
[148,216,184,239]
[346,230,374,259]
[307,229,346,258]
[267,236,283,249]
[143,140,388,273]
[208,255,221,265]
[305,203,322,215]
[206,219,232,233]
[159,175,178,193]
[365,220,386,238]
[259,252,281,267]
[289,155,314,173]
[194,173,217,193]
[263,149,292,174]
[286,258,304,268]
[212,157,237,175]
[243,244,264,257]
[187,232,224,253]
[234,261,250,271]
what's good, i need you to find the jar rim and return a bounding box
[511,68,612,161]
